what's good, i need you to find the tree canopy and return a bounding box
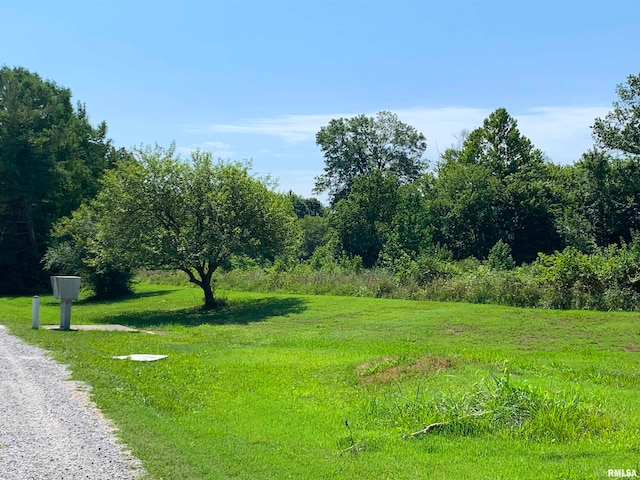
[94,145,299,308]
[314,111,427,204]
[593,72,640,156]
[433,108,560,263]
[0,66,116,293]
[330,170,400,267]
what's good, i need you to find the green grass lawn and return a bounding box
[1,284,639,479]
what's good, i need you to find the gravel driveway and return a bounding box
[0,325,144,480]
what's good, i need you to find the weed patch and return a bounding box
[399,373,610,441]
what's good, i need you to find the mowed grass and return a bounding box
[1,284,640,479]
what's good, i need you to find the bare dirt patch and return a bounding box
[356,354,456,384]
[442,324,470,335]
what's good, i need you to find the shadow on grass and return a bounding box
[97,296,309,328]
[77,289,179,306]
[41,289,179,307]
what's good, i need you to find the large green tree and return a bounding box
[330,170,399,267]
[433,108,560,263]
[95,145,299,308]
[388,174,437,257]
[574,149,640,247]
[0,66,115,292]
[430,160,503,260]
[593,72,640,156]
[314,111,427,204]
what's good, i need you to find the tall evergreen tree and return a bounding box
[433,109,560,263]
[0,66,115,292]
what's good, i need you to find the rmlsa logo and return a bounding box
[608,470,638,478]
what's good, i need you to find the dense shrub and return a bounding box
[486,240,516,271]
[44,206,134,299]
[534,234,640,310]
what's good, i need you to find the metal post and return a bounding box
[32,296,40,329]
[59,299,72,330]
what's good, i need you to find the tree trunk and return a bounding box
[201,280,216,309]
[182,265,218,309]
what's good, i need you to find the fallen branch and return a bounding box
[340,442,366,454]
[404,422,448,438]
[403,411,492,439]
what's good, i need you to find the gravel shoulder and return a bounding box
[0,325,144,480]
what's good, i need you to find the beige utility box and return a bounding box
[51,276,81,300]
[50,276,81,330]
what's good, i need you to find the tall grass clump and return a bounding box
[422,266,542,307]
[219,263,418,299]
[367,374,609,442]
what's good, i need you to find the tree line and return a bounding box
[2,65,639,309]
[304,100,640,270]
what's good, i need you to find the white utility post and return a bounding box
[50,276,81,330]
[32,295,40,329]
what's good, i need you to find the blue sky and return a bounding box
[2,0,639,200]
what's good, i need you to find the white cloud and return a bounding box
[176,146,197,156]
[211,113,353,144]
[272,169,324,200]
[514,106,609,163]
[393,107,491,159]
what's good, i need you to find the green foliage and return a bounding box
[430,161,503,259]
[380,240,454,287]
[422,266,543,307]
[458,108,543,176]
[288,192,325,218]
[388,175,437,256]
[433,109,561,263]
[557,149,640,249]
[547,160,600,252]
[534,235,640,310]
[593,72,640,156]
[217,225,640,310]
[308,228,345,271]
[536,247,605,310]
[435,108,559,264]
[0,66,116,292]
[43,205,134,299]
[219,230,640,311]
[314,111,427,203]
[487,240,516,271]
[297,215,329,260]
[95,144,300,308]
[330,170,399,267]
